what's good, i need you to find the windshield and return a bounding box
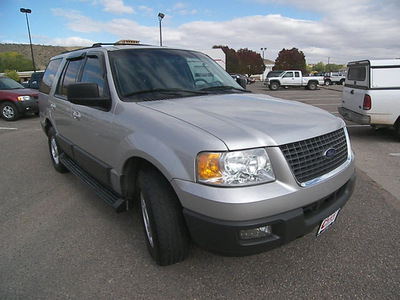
[0,77,25,90]
[109,48,244,101]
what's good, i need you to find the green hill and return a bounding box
[0,43,81,70]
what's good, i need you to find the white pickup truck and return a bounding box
[265,70,324,91]
[324,72,346,86]
[339,59,400,139]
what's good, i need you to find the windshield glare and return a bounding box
[109,49,243,99]
[0,77,25,90]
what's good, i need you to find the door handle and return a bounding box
[72,110,81,120]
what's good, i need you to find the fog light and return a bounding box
[239,225,272,240]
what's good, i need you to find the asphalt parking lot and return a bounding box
[1,84,399,299]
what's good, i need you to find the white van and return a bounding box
[338,59,400,138]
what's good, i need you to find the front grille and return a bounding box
[279,129,348,184]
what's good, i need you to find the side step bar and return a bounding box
[60,154,126,213]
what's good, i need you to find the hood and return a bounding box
[1,88,38,97]
[138,93,344,149]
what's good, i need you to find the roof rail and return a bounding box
[91,42,148,48]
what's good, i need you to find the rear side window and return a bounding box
[55,59,84,97]
[40,58,62,95]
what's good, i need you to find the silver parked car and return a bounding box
[39,44,356,266]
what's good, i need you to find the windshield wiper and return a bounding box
[125,88,207,97]
[199,86,250,93]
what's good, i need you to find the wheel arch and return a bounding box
[307,80,318,90]
[121,156,180,207]
[269,80,280,90]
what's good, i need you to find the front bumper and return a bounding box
[183,172,356,256]
[14,99,39,115]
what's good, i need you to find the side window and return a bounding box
[284,72,293,78]
[40,58,62,95]
[55,59,84,97]
[81,56,105,96]
[295,72,300,77]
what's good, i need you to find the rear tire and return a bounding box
[48,127,68,173]
[395,123,400,140]
[1,102,19,121]
[138,165,190,266]
[307,81,317,90]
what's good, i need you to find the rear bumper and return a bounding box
[338,107,370,125]
[183,172,356,256]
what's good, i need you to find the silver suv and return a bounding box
[39,44,356,266]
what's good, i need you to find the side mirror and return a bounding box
[67,83,110,110]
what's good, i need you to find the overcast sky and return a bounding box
[1,0,399,64]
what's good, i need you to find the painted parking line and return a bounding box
[0,127,18,130]
[389,153,400,157]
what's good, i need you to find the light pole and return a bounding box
[158,13,165,46]
[261,47,267,80]
[261,47,267,60]
[20,8,36,72]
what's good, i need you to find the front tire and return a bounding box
[138,165,190,266]
[48,127,68,173]
[1,102,19,121]
[269,82,279,91]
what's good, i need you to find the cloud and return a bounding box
[168,2,197,16]
[48,1,400,64]
[51,8,103,33]
[51,36,94,47]
[138,5,153,16]
[97,0,134,14]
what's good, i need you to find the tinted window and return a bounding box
[283,72,293,78]
[0,76,25,90]
[109,49,241,100]
[348,66,366,81]
[81,56,105,96]
[40,59,62,94]
[56,59,83,97]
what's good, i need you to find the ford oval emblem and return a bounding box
[324,148,337,159]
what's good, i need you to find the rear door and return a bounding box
[341,61,369,115]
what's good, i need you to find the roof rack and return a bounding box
[92,41,148,48]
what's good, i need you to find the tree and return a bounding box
[236,48,265,76]
[213,46,265,75]
[312,62,326,73]
[273,48,307,74]
[4,70,20,82]
[213,45,239,73]
[325,63,344,73]
[0,51,34,72]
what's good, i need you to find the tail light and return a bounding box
[363,94,371,110]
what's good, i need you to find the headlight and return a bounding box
[17,96,31,101]
[197,148,275,186]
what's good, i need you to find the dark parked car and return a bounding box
[230,74,247,89]
[22,71,44,89]
[0,76,39,121]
